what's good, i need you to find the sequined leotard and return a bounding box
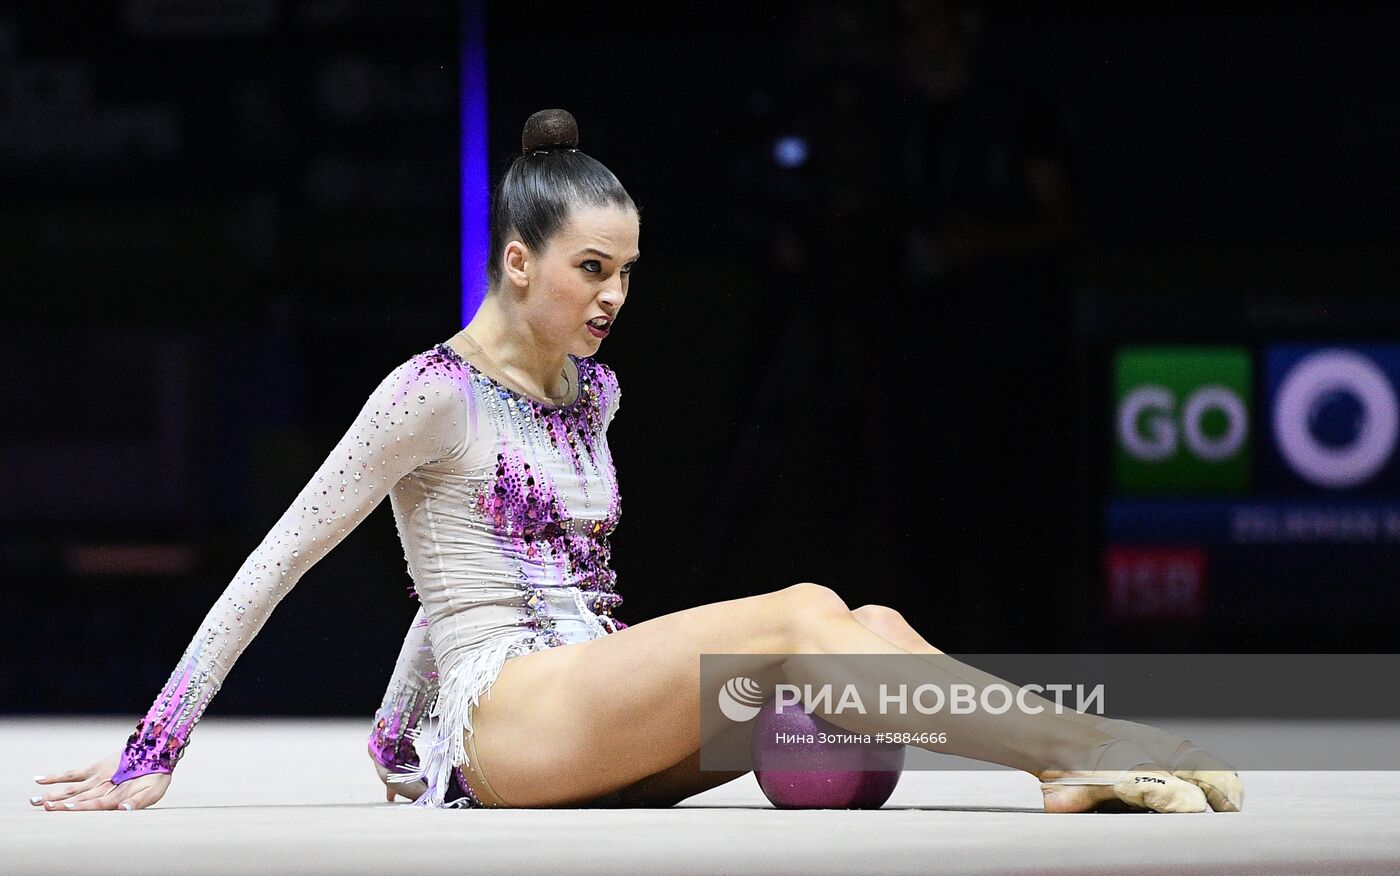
[111,337,625,809]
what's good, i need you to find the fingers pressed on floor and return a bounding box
[68,785,111,804]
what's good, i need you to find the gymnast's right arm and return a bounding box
[30,351,467,811]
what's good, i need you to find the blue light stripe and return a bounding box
[460,0,489,325]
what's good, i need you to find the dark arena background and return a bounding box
[4,2,1399,874]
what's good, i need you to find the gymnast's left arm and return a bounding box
[368,605,439,801]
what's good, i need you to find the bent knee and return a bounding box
[763,583,851,652]
[771,584,852,649]
[851,603,905,625]
[780,582,850,616]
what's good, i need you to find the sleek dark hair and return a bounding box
[487,108,637,288]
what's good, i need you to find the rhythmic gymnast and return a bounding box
[30,109,1242,814]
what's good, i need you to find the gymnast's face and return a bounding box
[504,203,640,358]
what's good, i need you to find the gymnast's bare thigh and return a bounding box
[460,585,827,807]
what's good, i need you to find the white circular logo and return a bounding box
[717,676,765,722]
[1274,349,1398,488]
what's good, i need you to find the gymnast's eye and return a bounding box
[581,260,601,273]
[621,261,636,274]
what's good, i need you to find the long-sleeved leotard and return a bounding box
[368,606,438,776]
[112,340,624,808]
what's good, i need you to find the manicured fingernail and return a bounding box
[121,802,134,811]
[29,795,42,805]
[33,775,45,782]
[63,802,75,809]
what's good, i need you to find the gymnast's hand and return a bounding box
[30,752,171,811]
[373,758,427,803]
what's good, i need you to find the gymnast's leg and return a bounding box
[590,600,1092,809]
[601,602,1238,810]
[580,724,753,809]
[462,583,1204,811]
[582,602,998,808]
[589,601,1018,808]
[848,603,1242,812]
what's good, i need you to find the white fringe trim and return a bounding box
[571,588,610,638]
[387,632,537,809]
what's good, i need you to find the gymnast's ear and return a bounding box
[501,238,531,291]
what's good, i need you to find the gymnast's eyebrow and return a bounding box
[576,247,641,262]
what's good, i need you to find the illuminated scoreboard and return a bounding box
[1104,343,1400,625]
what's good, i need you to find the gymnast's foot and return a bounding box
[1038,772,1115,813]
[1092,718,1244,812]
[1037,765,1208,814]
[1036,739,1208,813]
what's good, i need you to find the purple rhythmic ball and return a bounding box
[750,696,904,809]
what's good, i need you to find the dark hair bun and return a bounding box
[521,108,580,155]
